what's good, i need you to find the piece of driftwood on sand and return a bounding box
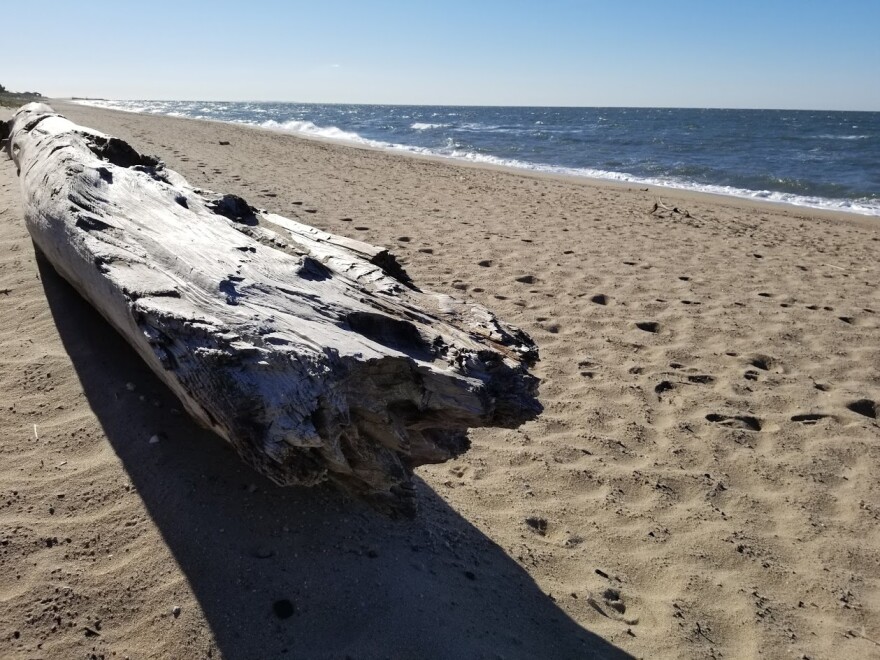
[5,103,540,514]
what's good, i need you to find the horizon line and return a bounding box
[59,97,880,114]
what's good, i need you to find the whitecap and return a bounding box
[816,134,870,140]
[411,122,450,130]
[259,119,368,143]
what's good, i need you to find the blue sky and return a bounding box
[3,0,878,109]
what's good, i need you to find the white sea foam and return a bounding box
[259,119,367,143]
[428,149,880,215]
[816,134,870,140]
[411,122,450,130]
[68,99,880,217]
[456,122,501,131]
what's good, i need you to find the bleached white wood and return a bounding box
[5,103,540,514]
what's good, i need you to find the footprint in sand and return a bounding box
[578,359,596,378]
[749,355,775,371]
[655,381,675,397]
[706,413,762,432]
[791,413,832,425]
[847,399,877,419]
[587,587,639,625]
[525,516,548,536]
[635,321,659,333]
[600,588,627,615]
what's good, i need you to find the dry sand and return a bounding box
[1,101,879,659]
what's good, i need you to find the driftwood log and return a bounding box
[5,103,540,514]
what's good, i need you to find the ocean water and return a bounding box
[73,100,880,216]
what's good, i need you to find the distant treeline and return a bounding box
[0,83,44,96]
[0,84,44,107]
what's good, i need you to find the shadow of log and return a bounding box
[36,253,632,660]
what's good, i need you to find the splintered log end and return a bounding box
[8,103,541,515]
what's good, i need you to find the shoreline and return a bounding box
[2,101,879,659]
[59,99,879,222]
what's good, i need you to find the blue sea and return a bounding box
[74,100,880,216]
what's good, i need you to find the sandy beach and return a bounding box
[1,101,879,659]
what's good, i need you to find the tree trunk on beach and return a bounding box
[4,103,540,514]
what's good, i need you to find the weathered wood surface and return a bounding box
[5,103,540,514]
